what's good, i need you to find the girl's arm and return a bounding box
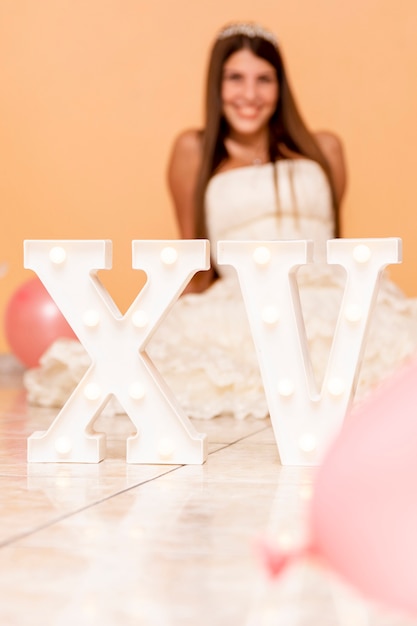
[167,129,216,293]
[315,130,347,205]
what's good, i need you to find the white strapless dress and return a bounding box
[24,160,417,419]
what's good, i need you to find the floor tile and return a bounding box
[0,355,415,625]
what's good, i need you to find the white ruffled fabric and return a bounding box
[23,268,417,419]
[23,160,417,418]
[24,338,91,408]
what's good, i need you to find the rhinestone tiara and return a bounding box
[217,22,278,48]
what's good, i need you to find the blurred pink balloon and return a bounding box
[4,277,76,368]
[310,357,417,615]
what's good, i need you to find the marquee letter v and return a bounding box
[218,238,401,465]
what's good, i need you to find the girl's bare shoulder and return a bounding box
[314,130,347,203]
[314,130,344,165]
[170,129,203,164]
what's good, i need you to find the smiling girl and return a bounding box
[25,23,417,421]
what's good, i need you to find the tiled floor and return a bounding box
[0,355,416,626]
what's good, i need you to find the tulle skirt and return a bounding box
[24,267,417,419]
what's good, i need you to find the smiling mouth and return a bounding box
[235,107,260,119]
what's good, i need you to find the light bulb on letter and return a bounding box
[84,383,101,401]
[253,246,271,265]
[160,247,178,265]
[132,310,149,328]
[353,244,371,263]
[83,310,100,328]
[262,305,280,325]
[49,246,67,265]
[158,438,175,459]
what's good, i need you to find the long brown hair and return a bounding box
[195,29,340,238]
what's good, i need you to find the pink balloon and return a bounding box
[4,277,76,368]
[310,358,417,615]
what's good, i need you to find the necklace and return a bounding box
[251,147,269,165]
[224,136,269,167]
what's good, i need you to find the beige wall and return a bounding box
[1,0,416,352]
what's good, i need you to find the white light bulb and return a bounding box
[49,246,67,265]
[129,382,146,400]
[344,303,362,323]
[327,377,345,397]
[298,433,317,453]
[84,383,101,401]
[261,305,280,325]
[83,309,100,328]
[353,244,371,263]
[157,438,175,459]
[277,378,295,397]
[54,436,72,455]
[132,310,149,328]
[160,246,178,265]
[253,246,271,265]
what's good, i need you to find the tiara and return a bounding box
[217,22,278,48]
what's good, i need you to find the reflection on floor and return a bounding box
[0,354,415,626]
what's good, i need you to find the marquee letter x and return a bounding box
[218,238,401,465]
[25,240,209,464]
